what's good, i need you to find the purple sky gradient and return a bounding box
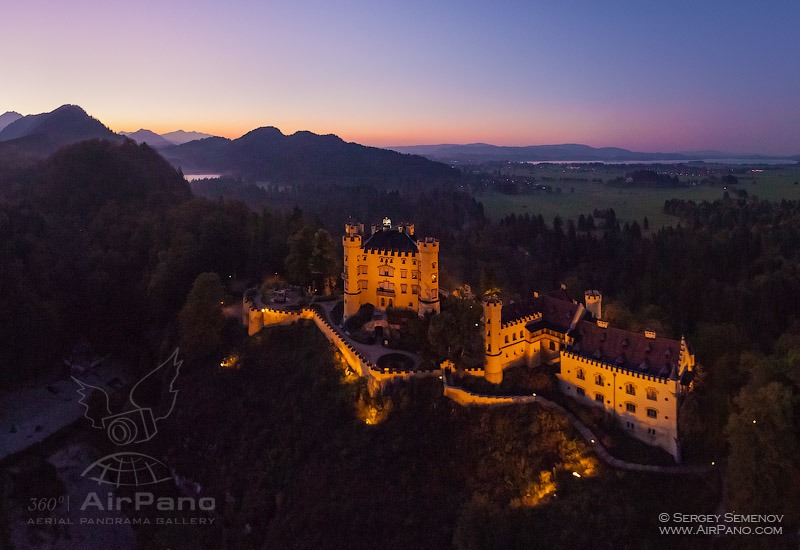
[2,0,799,154]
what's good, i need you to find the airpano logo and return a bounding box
[72,350,181,487]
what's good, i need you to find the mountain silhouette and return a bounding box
[388,143,694,163]
[163,126,458,187]
[122,129,175,149]
[0,111,23,132]
[0,105,122,159]
[162,130,215,145]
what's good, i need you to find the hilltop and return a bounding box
[0,105,122,160]
[0,111,22,132]
[163,126,459,188]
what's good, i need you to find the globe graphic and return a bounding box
[81,452,172,487]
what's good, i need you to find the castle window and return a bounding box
[626,403,636,414]
[512,334,517,341]
[505,336,509,344]
[402,259,406,265]
[432,274,437,283]
[646,388,658,401]
[380,298,385,307]
[595,374,604,386]
[412,286,419,295]
[358,265,368,275]
[358,280,368,290]
[413,260,417,265]
[595,393,604,403]
[379,266,394,277]
[576,368,585,380]
[576,387,585,397]
[647,428,656,435]
[412,271,418,279]
[549,341,556,351]
[401,270,407,278]
[646,408,658,419]
[401,284,407,294]
[432,262,436,268]
[487,344,491,352]
[625,383,636,396]
[520,331,524,339]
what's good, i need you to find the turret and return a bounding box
[342,224,363,320]
[483,297,503,384]
[418,237,440,316]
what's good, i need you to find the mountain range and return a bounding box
[0,105,122,158]
[121,129,216,147]
[160,126,458,186]
[389,143,800,163]
[0,106,458,187]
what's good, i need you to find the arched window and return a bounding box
[595,374,604,386]
[576,368,585,380]
[625,383,636,396]
[646,388,658,401]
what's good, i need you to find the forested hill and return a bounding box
[0,139,198,383]
[162,126,459,188]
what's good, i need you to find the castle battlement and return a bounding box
[481,289,694,461]
[561,350,676,385]
[500,312,542,330]
[342,219,440,320]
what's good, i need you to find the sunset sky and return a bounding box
[3,0,799,154]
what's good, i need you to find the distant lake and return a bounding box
[184,173,222,181]
[525,159,796,165]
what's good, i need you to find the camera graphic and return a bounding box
[72,350,181,487]
[101,408,158,445]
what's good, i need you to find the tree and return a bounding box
[427,296,483,368]
[179,272,226,360]
[725,380,800,517]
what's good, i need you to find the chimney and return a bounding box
[584,290,602,320]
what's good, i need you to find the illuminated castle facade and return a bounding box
[483,290,695,460]
[342,218,440,320]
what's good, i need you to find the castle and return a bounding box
[248,220,696,462]
[342,218,440,320]
[482,290,695,460]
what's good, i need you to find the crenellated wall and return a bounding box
[242,294,440,394]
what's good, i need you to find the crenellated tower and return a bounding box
[417,236,440,316]
[342,222,363,320]
[483,296,504,384]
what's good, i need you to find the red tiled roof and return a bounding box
[571,320,680,378]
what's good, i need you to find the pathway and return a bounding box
[442,377,714,475]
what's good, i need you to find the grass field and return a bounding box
[476,164,800,228]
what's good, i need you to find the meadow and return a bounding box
[475,163,800,228]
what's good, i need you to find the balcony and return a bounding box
[376,287,396,296]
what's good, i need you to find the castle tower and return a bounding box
[584,290,602,320]
[342,222,363,320]
[483,297,504,384]
[418,237,440,316]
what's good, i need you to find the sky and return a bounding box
[2,0,800,155]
